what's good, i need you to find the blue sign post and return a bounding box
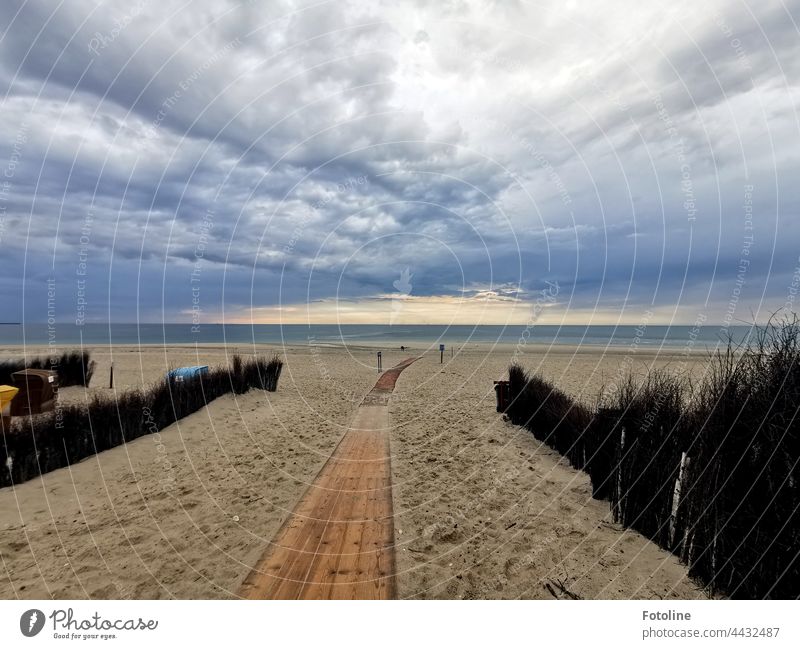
[439,343,445,364]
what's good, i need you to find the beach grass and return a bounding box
[0,353,283,489]
[0,350,96,387]
[506,317,800,598]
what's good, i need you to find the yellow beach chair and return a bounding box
[0,385,19,434]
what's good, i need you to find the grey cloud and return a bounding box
[0,0,798,324]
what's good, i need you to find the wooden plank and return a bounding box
[239,358,418,599]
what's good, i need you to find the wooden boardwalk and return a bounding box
[239,357,419,599]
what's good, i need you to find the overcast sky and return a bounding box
[1,0,798,326]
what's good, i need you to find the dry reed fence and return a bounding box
[0,354,282,489]
[0,350,95,387]
[506,320,799,598]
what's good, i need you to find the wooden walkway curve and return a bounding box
[239,357,419,599]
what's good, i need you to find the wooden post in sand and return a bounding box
[669,452,690,547]
[377,351,382,373]
[439,343,444,363]
[109,363,114,389]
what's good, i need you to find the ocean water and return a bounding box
[0,323,754,350]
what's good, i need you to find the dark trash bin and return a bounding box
[10,369,57,416]
[494,380,510,413]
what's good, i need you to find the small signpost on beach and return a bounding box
[439,343,445,364]
[377,351,382,373]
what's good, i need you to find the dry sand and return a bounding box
[0,343,710,599]
[390,346,708,599]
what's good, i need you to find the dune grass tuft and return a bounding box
[0,350,96,387]
[505,317,800,598]
[0,354,283,489]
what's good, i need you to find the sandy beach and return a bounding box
[0,343,710,599]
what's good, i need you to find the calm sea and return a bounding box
[0,323,754,350]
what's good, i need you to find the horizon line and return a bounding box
[4,321,764,327]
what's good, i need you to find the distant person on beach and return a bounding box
[400,345,405,351]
